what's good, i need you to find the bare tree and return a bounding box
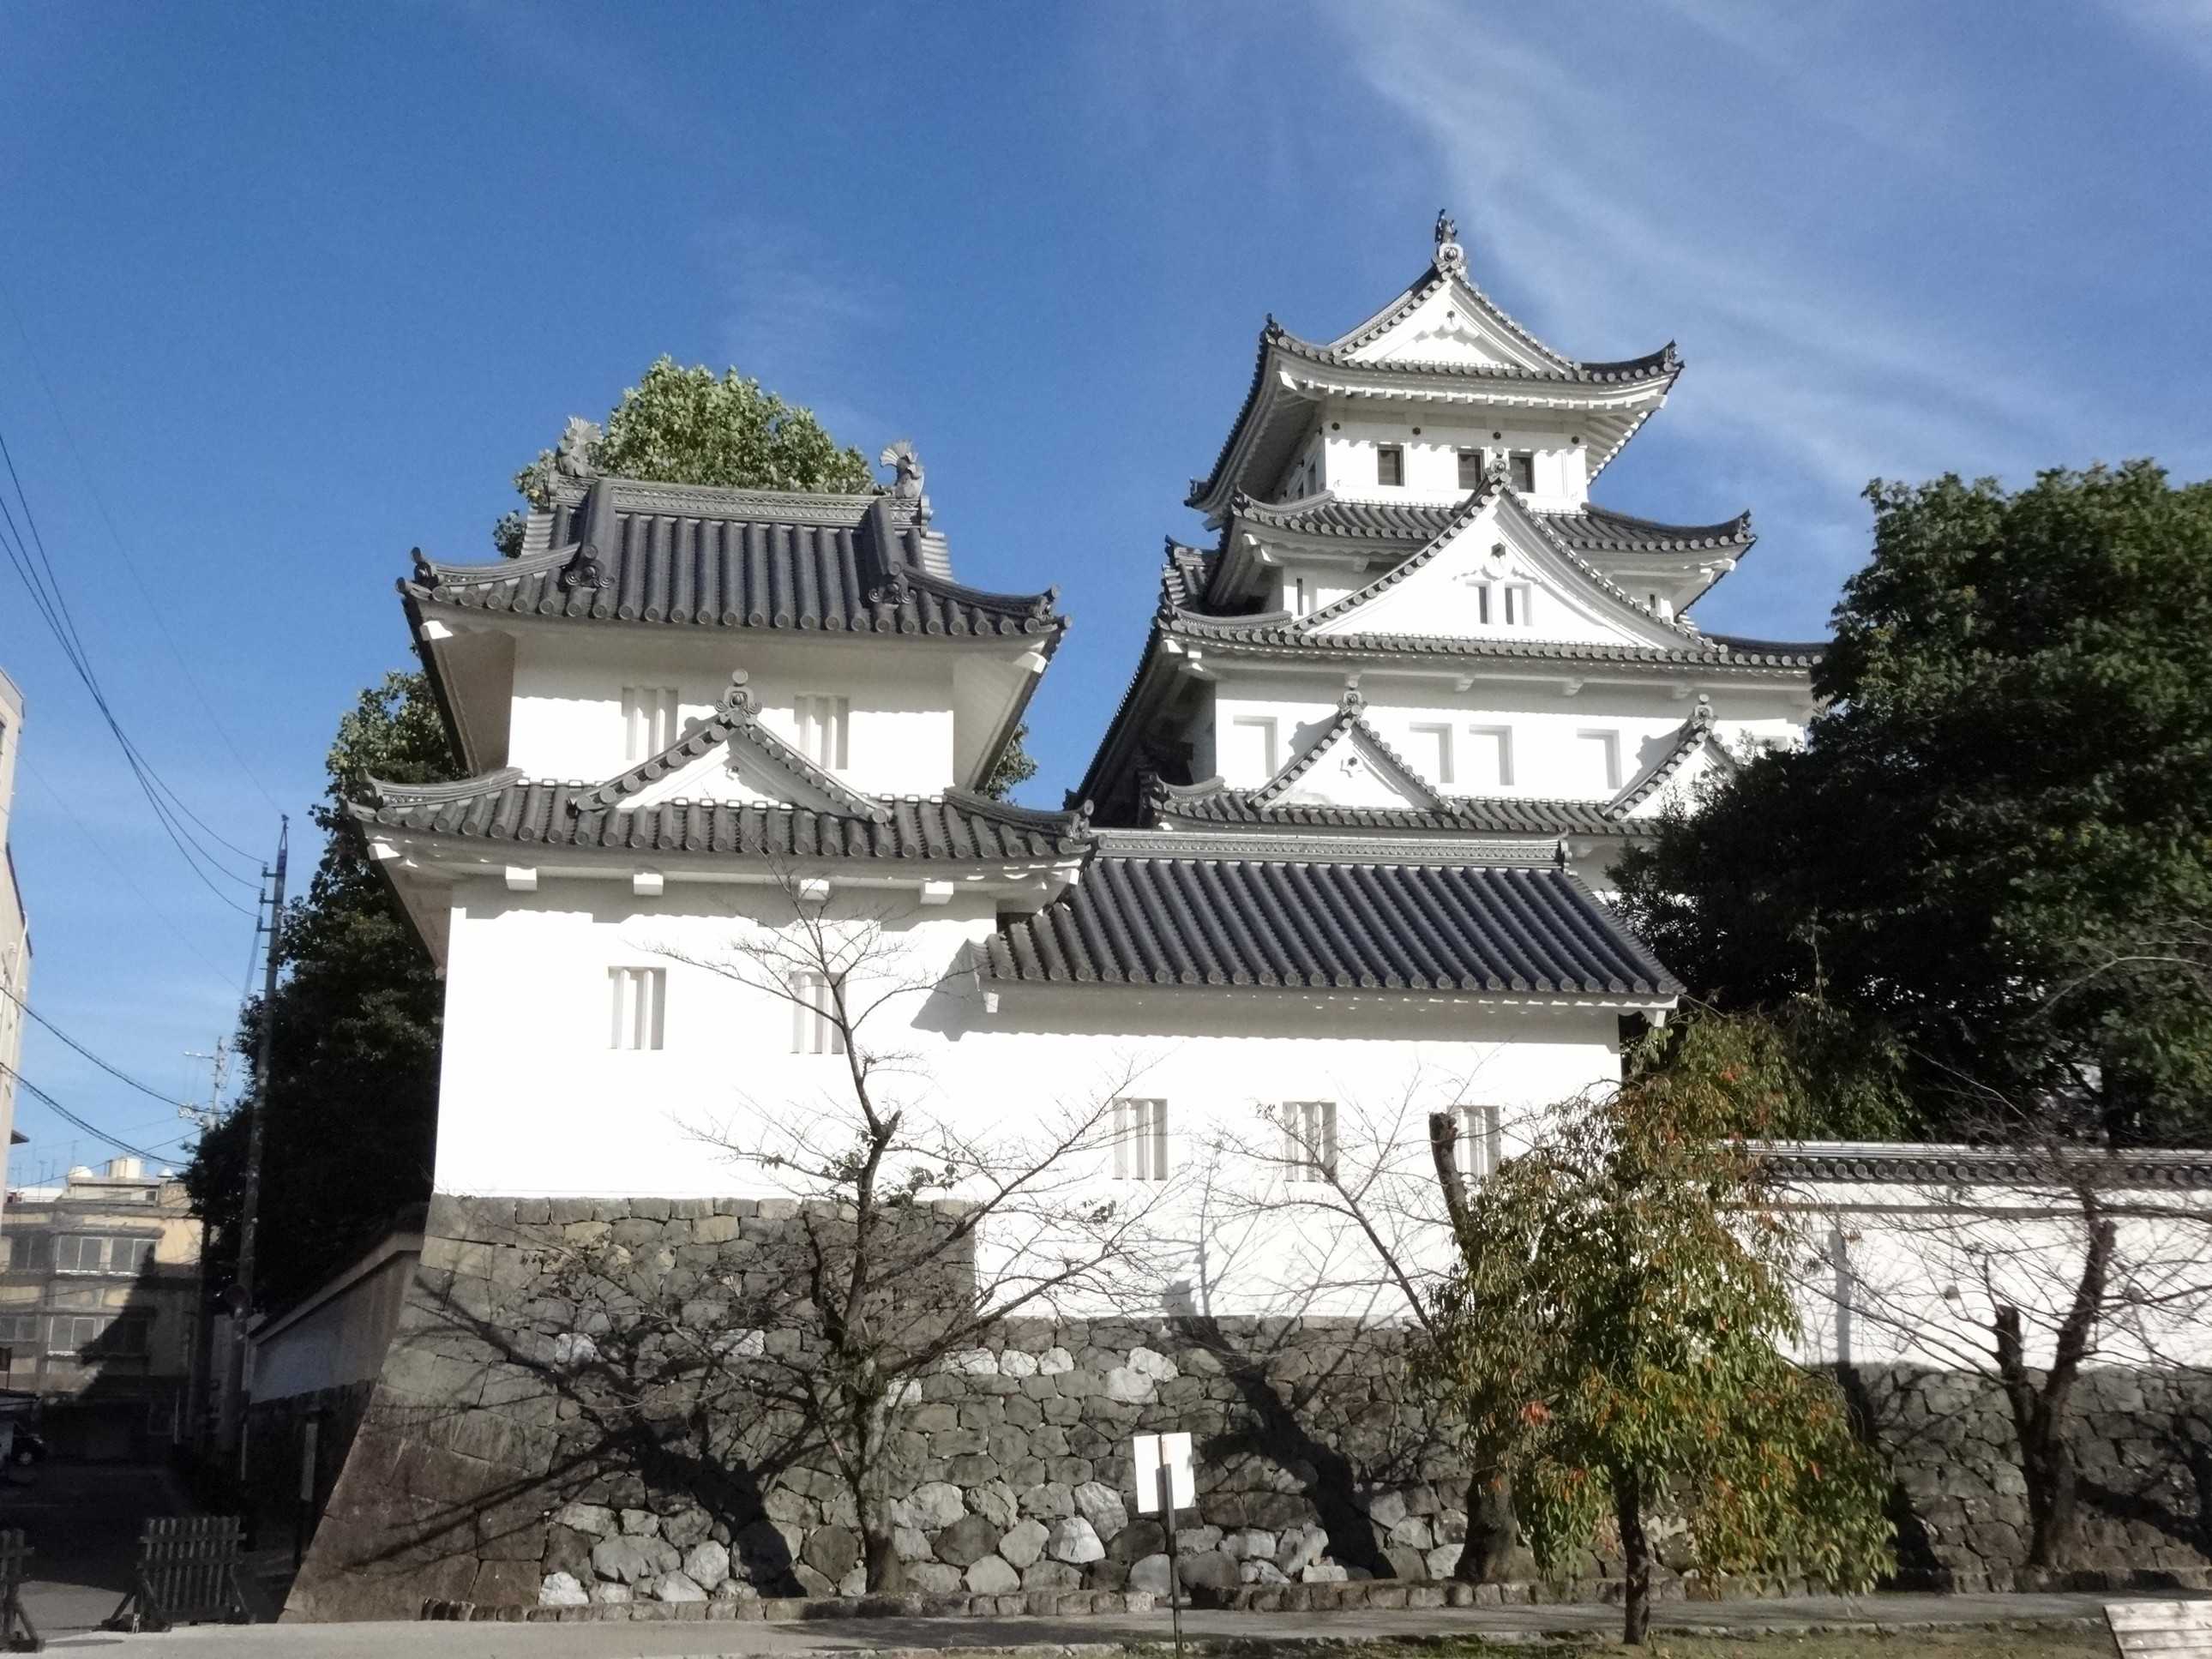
[1798,1104,2212,1572]
[520,869,1173,1594]
[1190,1074,1522,1579]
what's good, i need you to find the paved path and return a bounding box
[0,1460,185,1638]
[39,1589,2163,1656]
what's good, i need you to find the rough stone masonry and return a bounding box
[282,1196,2212,1621]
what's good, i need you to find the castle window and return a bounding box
[1509,451,1536,493]
[796,696,850,770]
[1114,1098,1170,1181]
[1282,1101,1337,1183]
[1467,727,1515,789]
[609,966,665,1051]
[1231,716,1280,779]
[1409,723,1454,785]
[621,686,679,764]
[1458,449,1486,490]
[1454,1104,1505,1181]
[1502,584,1533,627]
[1375,445,1405,488]
[1577,730,1624,792]
[790,971,845,1056]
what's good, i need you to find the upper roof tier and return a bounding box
[406,477,1062,641]
[1187,216,1678,518]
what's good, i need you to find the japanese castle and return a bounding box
[357,214,1818,1311]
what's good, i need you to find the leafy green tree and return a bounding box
[184,672,458,1311]
[492,358,873,556]
[1423,1013,1896,1644]
[1617,462,2212,1145]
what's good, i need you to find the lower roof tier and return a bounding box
[988,853,1678,1000]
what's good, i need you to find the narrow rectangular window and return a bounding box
[795,696,850,770]
[1113,1098,1169,1181]
[608,966,665,1051]
[1292,575,1311,617]
[1374,445,1404,488]
[1283,1101,1337,1182]
[1455,1104,1504,1181]
[1231,715,1279,779]
[1509,451,1536,493]
[1409,723,1454,786]
[621,686,679,764]
[1467,727,1515,789]
[1457,448,1485,490]
[790,971,846,1056]
[1578,730,1623,792]
[1503,584,1533,627]
[1475,583,1491,626]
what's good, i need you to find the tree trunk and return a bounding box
[1614,1468,1651,1645]
[1994,1214,2113,1573]
[864,1529,904,1594]
[1456,1467,1518,1581]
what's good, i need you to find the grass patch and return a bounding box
[1332,1633,2107,1659]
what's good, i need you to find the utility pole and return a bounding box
[219,818,286,1473]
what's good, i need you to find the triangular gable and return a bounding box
[1340,273,1567,373]
[1253,693,1454,814]
[1612,697,1739,819]
[575,673,892,823]
[1297,480,1691,649]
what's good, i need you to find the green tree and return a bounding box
[492,358,874,556]
[1616,462,2212,1145]
[185,671,458,1311]
[1423,1013,1896,1644]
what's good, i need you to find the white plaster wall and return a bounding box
[430,877,1627,1313]
[505,632,956,796]
[1318,410,1589,512]
[1204,674,1807,796]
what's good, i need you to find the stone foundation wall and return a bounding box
[283,1195,2212,1621]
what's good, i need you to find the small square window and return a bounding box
[1231,715,1280,779]
[1509,452,1536,493]
[1454,1104,1504,1181]
[1375,445,1405,488]
[1458,449,1486,490]
[1467,727,1515,790]
[1409,724,1454,785]
[609,967,665,1051]
[1282,1101,1337,1183]
[1578,730,1623,792]
[1113,1098,1169,1181]
[790,971,846,1055]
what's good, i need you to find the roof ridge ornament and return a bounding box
[878,440,932,527]
[1434,208,1466,276]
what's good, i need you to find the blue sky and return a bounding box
[2,1,2208,1180]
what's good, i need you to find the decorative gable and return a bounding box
[1256,692,1452,814]
[1299,484,1688,650]
[1343,277,1562,373]
[1612,697,1737,820]
[580,672,891,823]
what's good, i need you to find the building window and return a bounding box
[1374,445,1405,488]
[621,686,679,764]
[1408,724,1454,785]
[790,971,845,1055]
[53,1235,155,1276]
[1454,1104,1505,1181]
[1467,726,1515,790]
[0,1315,39,1347]
[1291,575,1313,617]
[1114,1098,1169,1181]
[1458,448,1486,490]
[1230,715,1279,779]
[1502,584,1533,627]
[1282,1100,1337,1183]
[48,1313,146,1357]
[608,966,665,1051]
[796,695,850,770]
[1509,451,1536,493]
[1578,730,1623,792]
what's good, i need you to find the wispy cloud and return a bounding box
[2102,0,2212,75]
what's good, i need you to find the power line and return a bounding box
[0,272,282,816]
[0,983,193,1109]
[0,1059,165,1163]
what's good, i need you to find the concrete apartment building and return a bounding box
[0,1157,207,1458]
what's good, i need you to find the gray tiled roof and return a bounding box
[987,857,1679,998]
[1160,610,1821,673]
[408,484,1061,641]
[1146,782,1626,837]
[1763,1145,2212,1190]
[351,773,1086,862]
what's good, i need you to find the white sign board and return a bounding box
[1131,1431,1194,1514]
